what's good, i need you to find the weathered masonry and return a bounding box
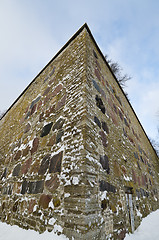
[0,24,159,240]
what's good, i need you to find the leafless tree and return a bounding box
[105,54,131,90]
[149,137,159,157]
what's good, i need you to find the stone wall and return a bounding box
[0,26,88,236]
[0,24,159,240]
[85,27,159,239]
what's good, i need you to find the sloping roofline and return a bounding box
[1,23,158,158]
[1,23,89,119]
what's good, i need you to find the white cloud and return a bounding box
[126,75,159,139]
[0,1,61,110]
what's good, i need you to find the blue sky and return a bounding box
[0,0,159,140]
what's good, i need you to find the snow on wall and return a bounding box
[0,28,87,238]
[84,28,159,239]
[0,24,159,240]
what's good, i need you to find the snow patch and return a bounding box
[54,224,63,234]
[28,139,33,148]
[101,191,107,201]
[125,209,159,240]
[0,221,68,239]
[72,176,79,185]
[64,193,70,198]
[137,209,142,217]
[49,201,54,209]
[45,174,52,181]
[124,175,132,181]
[48,217,56,225]
[33,205,38,212]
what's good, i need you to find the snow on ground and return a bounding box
[0,221,68,240]
[1,209,159,240]
[125,209,159,240]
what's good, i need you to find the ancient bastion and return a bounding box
[0,24,159,240]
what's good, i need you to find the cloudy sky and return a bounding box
[0,0,159,140]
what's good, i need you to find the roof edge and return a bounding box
[1,23,158,159]
[0,23,89,120]
[84,25,159,159]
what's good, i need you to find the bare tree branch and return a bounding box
[149,137,159,157]
[105,54,131,89]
